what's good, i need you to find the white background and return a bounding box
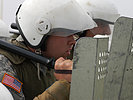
[1,0,24,28]
[111,0,133,18]
[1,0,133,28]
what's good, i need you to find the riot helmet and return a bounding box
[76,0,120,36]
[16,0,97,49]
[76,0,120,24]
[76,0,120,50]
[0,83,14,100]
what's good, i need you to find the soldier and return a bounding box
[67,0,120,60]
[0,0,96,100]
[76,0,120,37]
[75,0,120,52]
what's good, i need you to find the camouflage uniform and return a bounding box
[0,39,56,100]
[0,54,25,99]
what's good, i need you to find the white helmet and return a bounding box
[76,0,120,24]
[0,19,9,38]
[16,0,97,48]
[0,83,14,100]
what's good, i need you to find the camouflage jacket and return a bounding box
[0,40,56,100]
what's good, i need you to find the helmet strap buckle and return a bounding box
[35,48,42,55]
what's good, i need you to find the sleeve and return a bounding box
[0,55,25,100]
[34,80,70,100]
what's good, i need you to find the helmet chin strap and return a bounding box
[28,47,42,55]
[34,48,43,80]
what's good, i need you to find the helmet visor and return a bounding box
[89,19,113,35]
[47,28,81,37]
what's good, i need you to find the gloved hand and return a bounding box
[54,57,73,82]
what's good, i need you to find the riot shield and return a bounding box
[70,17,133,100]
[104,17,133,100]
[70,37,109,100]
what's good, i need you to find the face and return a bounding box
[43,35,76,59]
[85,21,111,37]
